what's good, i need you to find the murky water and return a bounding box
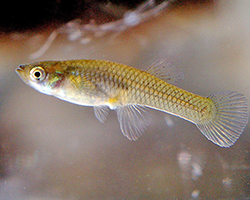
[0,1,250,199]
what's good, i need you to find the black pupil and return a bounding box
[34,71,41,78]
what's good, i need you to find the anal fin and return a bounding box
[116,104,149,141]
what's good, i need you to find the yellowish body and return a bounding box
[16,59,248,147]
[54,60,212,123]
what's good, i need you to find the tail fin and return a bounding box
[196,91,248,147]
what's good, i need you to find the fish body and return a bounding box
[16,59,248,147]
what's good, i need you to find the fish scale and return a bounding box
[111,68,210,123]
[16,59,248,147]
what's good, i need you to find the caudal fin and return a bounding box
[196,91,248,147]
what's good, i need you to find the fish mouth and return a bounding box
[15,65,24,74]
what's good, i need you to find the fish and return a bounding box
[15,59,248,147]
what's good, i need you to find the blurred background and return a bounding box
[0,0,250,199]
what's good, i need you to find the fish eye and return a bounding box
[30,66,46,81]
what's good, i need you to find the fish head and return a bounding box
[16,61,66,95]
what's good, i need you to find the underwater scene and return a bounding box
[0,1,249,199]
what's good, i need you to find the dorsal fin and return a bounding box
[146,59,184,84]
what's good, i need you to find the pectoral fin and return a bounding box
[116,104,149,141]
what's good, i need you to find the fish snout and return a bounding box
[15,65,25,73]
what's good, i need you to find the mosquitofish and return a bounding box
[15,59,248,147]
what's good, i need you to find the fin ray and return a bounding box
[146,59,184,84]
[116,105,149,140]
[94,106,109,123]
[196,91,248,147]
